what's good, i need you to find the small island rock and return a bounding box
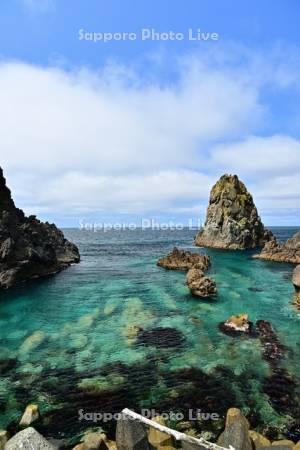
[186,268,217,298]
[157,247,210,271]
[195,174,273,250]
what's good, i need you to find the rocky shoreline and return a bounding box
[0,167,80,289]
[3,405,300,450]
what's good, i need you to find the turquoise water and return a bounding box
[0,227,299,442]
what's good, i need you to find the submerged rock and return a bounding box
[256,320,286,363]
[0,359,17,375]
[19,331,46,354]
[195,174,273,250]
[219,314,253,336]
[0,167,80,289]
[19,404,40,427]
[186,268,217,298]
[137,327,185,348]
[254,230,300,264]
[157,247,211,271]
[263,368,299,413]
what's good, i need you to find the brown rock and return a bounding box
[254,231,300,264]
[186,268,217,298]
[19,404,40,427]
[0,430,9,450]
[148,416,174,449]
[272,440,294,449]
[157,247,210,271]
[249,430,271,448]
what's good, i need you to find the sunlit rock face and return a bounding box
[195,174,273,250]
[254,230,300,264]
[0,167,80,289]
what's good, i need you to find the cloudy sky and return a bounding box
[0,0,300,226]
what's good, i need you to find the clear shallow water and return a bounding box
[0,227,299,442]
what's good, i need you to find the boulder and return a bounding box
[219,314,253,336]
[148,416,174,448]
[195,174,273,250]
[254,231,300,264]
[272,440,294,449]
[157,247,210,271]
[186,268,217,298]
[249,430,271,448]
[137,327,185,348]
[293,440,300,450]
[80,432,108,450]
[293,266,300,292]
[19,404,40,427]
[116,414,150,450]
[217,408,252,450]
[0,431,9,450]
[0,167,80,290]
[5,427,56,450]
[259,447,293,450]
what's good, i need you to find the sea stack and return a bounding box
[195,174,273,250]
[0,167,80,289]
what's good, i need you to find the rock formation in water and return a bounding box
[292,265,300,308]
[186,268,217,298]
[254,230,300,264]
[0,167,80,289]
[157,247,210,271]
[195,174,273,250]
[219,314,252,336]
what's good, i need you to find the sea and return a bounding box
[0,227,299,443]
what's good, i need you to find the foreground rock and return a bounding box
[148,416,175,448]
[219,314,252,336]
[5,427,56,450]
[186,268,217,298]
[195,174,273,250]
[0,167,80,289]
[19,404,40,427]
[116,414,150,450]
[0,431,9,450]
[157,247,210,271]
[218,408,252,450]
[254,230,300,264]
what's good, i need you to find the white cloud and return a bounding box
[0,53,299,225]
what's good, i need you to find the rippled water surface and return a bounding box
[0,227,299,442]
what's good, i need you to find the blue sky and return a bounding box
[0,0,300,226]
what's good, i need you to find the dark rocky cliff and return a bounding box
[0,167,80,289]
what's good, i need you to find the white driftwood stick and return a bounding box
[121,408,235,450]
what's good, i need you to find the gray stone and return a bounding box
[116,415,150,450]
[5,428,57,450]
